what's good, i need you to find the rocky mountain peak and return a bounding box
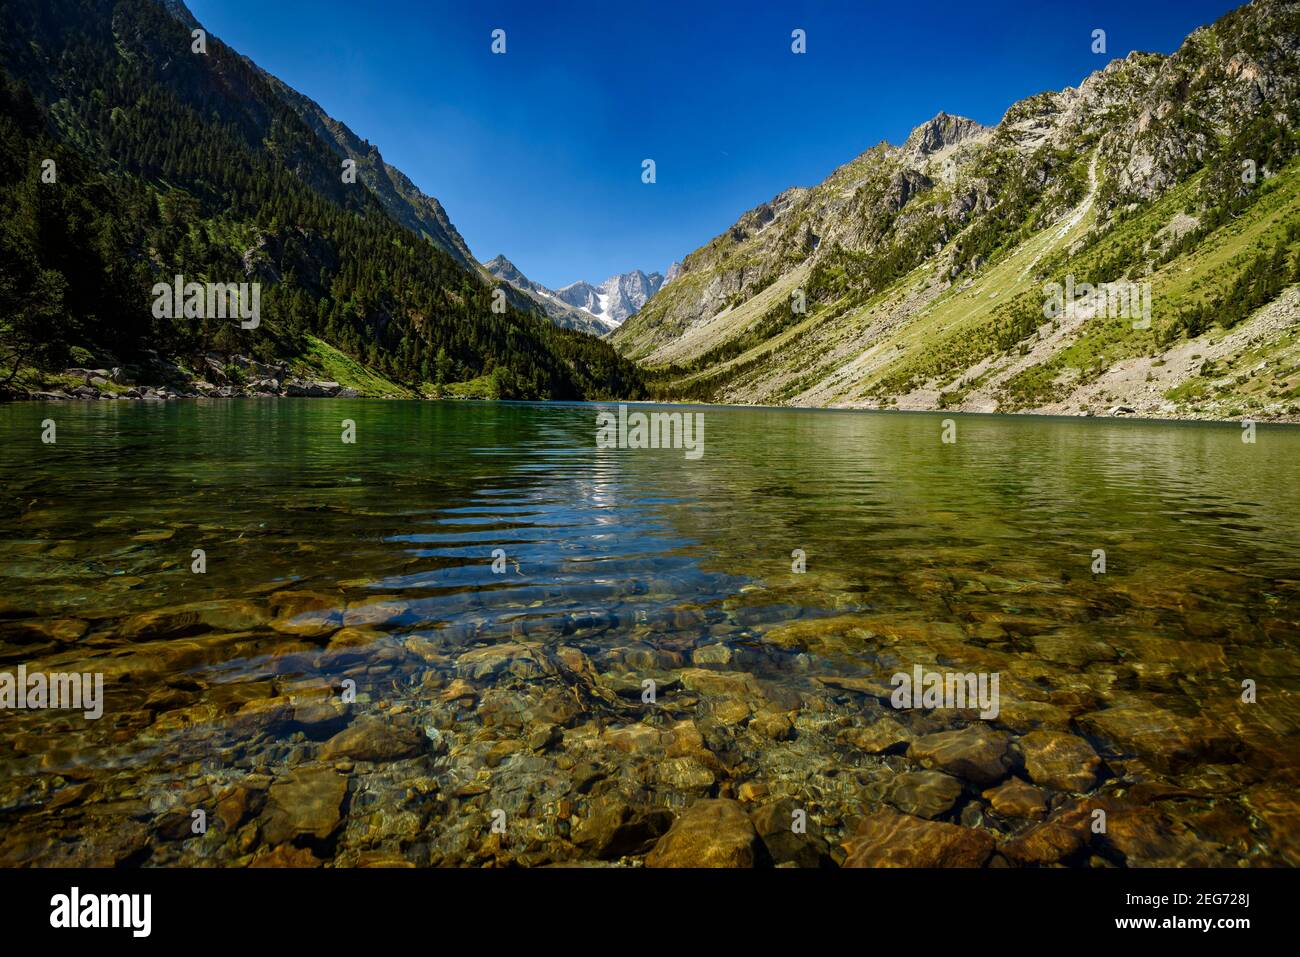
[484,254,520,279]
[901,112,989,159]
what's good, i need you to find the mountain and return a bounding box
[482,255,612,336]
[0,0,644,401]
[616,0,1300,421]
[259,75,477,272]
[485,258,668,332]
[555,270,667,326]
[157,1,476,272]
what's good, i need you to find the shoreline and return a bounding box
[6,385,1299,426]
[5,352,1297,425]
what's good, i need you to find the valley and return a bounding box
[615,0,1300,422]
[1,0,1297,424]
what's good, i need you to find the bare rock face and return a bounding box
[842,808,994,867]
[645,799,764,868]
[485,256,666,331]
[901,111,990,161]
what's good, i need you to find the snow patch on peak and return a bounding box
[552,269,667,326]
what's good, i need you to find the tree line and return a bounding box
[0,0,644,401]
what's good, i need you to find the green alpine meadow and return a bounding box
[0,0,1298,892]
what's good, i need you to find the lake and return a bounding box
[1,399,1297,866]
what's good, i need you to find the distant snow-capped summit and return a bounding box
[554,270,666,326]
[482,255,612,336]
[484,257,669,332]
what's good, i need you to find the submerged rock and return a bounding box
[268,590,344,638]
[842,808,993,867]
[1243,784,1300,866]
[751,710,796,741]
[1019,730,1101,792]
[657,756,716,791]
[527,722,563,752]
[981,778,1048,818]
[573,798,673,859]
[999,800,1098,865]
[1030,630,1117,668]
[1078,702,1239,772]
[765,614,964,655]
[841,716,912,753]
[1101,804,1237,867]
[455,643,552,680]
[260,767,347,845]
[601,723,664,754]
[215,785,265,832]
[692,643,734,665]
[117,599,268,639]
[750,798,832,868]
[250,844,322,867]
[873,770,965,820]
[320,717,425,762]
[679,668,764,699]
[645,799,764,868]
[0,617,88,643]
[909,725,1012,786]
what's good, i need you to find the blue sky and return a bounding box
[189,0,1241,288]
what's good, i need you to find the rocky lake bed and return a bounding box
[2,586,1297,868]
[1,400,1297,868]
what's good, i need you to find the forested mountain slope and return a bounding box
[0,0,644,400]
